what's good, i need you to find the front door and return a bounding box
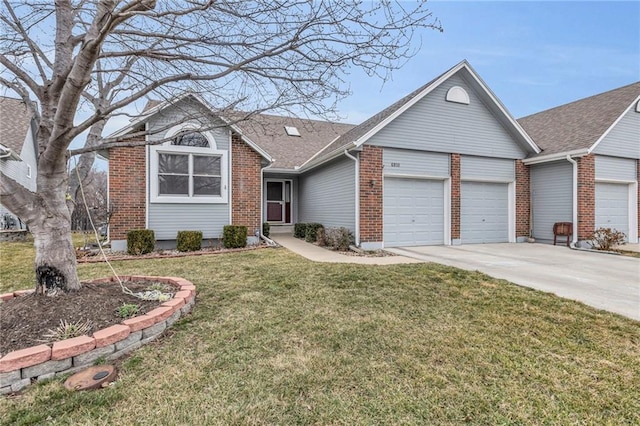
[266,180,292,223]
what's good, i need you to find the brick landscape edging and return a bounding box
[0,276,196,395]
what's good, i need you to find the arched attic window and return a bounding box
[635,99,640,113]
[172,130,210,147]
[445,86,470,105]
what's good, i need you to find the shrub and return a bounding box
[116,303,140,319]
[176,230,203,252]
[126,229,155,255]
[316,226,326,246]
[305,223,324,243]
[223,225,248,248]
[262,222,270,238]
[590,227,626,251]
[294,223,308,239]
[324,227,354,251]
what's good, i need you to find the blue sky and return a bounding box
[336,1,639,124]
[89,1,639,146]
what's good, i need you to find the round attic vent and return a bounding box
[446,86,470,105]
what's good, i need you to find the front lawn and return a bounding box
[1,241,638,424]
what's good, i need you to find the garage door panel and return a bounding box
[461,182,509,244]
[595,183,629,240]
[384,178,444,247]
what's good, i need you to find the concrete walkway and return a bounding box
[387,243,640,321]
[270,234,420,265]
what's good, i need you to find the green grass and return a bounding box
[1,240,639,424]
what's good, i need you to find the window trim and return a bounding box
[150,127,227,204]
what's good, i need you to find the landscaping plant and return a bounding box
[590,227,626,251]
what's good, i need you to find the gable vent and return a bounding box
[635,99,640,113]
[284,126,301,137]
[446,86,470,105]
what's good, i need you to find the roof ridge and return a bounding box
[519,81,640,120]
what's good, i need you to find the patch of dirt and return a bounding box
[0,280,169,355]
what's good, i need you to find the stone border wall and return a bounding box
[0,276,196,395]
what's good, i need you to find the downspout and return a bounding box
[344,150,360,246]
[566,155,579,247]
[260,161,277,246]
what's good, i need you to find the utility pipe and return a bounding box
[344,150,360,246]
[566,155,579,247]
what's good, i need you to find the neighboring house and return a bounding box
[519,82,640,245]
[0,96,38,230]
[106,60,542,250]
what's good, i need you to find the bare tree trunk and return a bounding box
[31,218,80,295]
[67,121,105,218]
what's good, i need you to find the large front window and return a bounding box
[150,129,227,203]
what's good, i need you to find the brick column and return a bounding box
[231,133,262,235]
[515,160,530,239]
[577,154,595,240]
[359,145,383,244]
[450,154,461,241]
[109,144,146,240]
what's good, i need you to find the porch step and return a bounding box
[269,225,294,235]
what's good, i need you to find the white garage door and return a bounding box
[383,178,444,247]
[461,182,509,244]
[596,182,629,240]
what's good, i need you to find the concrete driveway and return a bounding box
[387,244,640,321]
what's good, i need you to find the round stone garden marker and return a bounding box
[64,365,118,391]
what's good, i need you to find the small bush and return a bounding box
[176,230,203,252]
[223,225,248,248]
[590,227,626,251]
[262,222,270,238]
[294,223,308,239]
[305,223,324,243]
[116,303,140,319]
[316,227,326,246]
[126,229,155,255]
[324,227,354,251]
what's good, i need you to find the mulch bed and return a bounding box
[77,244,267,263]
[0,280,167,355]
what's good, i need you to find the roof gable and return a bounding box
[303,60,539,168]
[0,97,33,157]
[518,81,640,157]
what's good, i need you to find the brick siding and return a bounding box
[109,143,146,240]
[577,154,595,240]
[450,154,461,240]
[359,145,383,243]
[515,160,530,238]
[231,133,262,234]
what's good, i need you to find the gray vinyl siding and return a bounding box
[595,155,637,181]
[147,97,232,239]
[148,97,230,150]
[531,161,573,242]
[298,157,355,231]
[592,106,640,159]
[383,148,449,177]
[461,156,515,181]
[368,74,528,159]
[148,204,230,240]
[0,125,37,192]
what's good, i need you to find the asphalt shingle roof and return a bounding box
[141,99,354,169]
[0,96,33,155]
[518,82,640,156]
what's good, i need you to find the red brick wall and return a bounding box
[359,145,383,243]
[515,160,530,238]
[109,144,146,240]
[577,154,595,240]
[231,133,262,234]
[450,154,461,240]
